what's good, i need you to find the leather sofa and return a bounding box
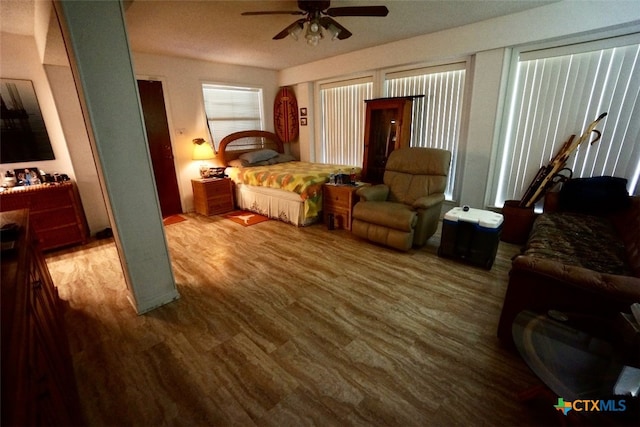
[497,191,640,347]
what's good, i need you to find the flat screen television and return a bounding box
[1,78,55,164]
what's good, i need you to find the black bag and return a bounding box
[558,176,630,214]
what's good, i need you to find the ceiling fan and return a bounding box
[241,1,389,45]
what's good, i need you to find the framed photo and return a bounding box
[300,117,307,126]
[14,167,42,186]
[300,107,307,117]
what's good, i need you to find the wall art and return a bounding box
[1,78,55,164]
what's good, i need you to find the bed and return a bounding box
[219,130,361,226]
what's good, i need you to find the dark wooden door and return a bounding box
[137,80,182,217]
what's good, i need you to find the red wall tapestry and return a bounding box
[274,86,299,143]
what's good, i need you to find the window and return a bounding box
[385,63,467,200]
[492,36,640,207]
[319,77,373,165]
[201,84,264,150]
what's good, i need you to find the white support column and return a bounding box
[459,48,509,209]
[55,0,179,314]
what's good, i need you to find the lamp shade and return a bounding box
[192,139,215,160]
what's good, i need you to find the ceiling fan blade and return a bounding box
[241,11,304,16]
[273,19,305,40]
[319,17,352,40]
[326,6,389,17]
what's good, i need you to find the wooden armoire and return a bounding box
[361,96,422,183]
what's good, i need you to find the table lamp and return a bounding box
[192,138,215,178]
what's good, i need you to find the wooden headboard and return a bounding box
[218,130,284,165]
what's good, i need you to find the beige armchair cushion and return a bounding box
[352,147,451,251]
[357,184,389,202]
[385,149,449,205]
[352,202,417,231]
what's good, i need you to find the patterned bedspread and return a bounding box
[226,161,360,219]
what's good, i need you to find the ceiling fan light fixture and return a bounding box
[245,0,384,45]
[326,23,341,40]
[305,33,321,46]
[305,19,323,46]
[288,23,303,40]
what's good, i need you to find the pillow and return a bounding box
[228,158,250,168]
[252,160,272,166]
[239,149,279,164]
[270,153,296,164]
[558,176,630,214]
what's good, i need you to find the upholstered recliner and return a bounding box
[352,147,451,251]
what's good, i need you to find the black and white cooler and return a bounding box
[438,206,504,269]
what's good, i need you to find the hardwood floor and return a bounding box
[46,213,555,426]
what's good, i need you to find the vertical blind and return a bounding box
[201,84,264,150]
[319,78,373,165]
[494,39,640,206]
[385,63,466,200]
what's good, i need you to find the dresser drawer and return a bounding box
[192,178,234,216]
[322,184,360,231]
[0,183,88,251]
[201,180,232,197]
[30,207,78,231]
[30,186,74,210]
[35,225,84,251]
[323,185,354,209]
[206,196,234,215]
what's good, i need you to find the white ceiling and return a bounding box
[124,0,559,70]
[0,0,36,36]
[2,0,560,71]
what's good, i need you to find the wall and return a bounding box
[4,1,639,219]
[44,64,110,235]
[293,82,313,162]
[131,52,280,212]
[280,1,640,85]
[1,27,110,235]
[0,31,281,222]
[38,0,110,235]
[281,0,640,208]
[0,33,74,184]
[1,31,111,235]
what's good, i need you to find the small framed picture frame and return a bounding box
[300,117,308,126]
[300,107,307,117]
[14,167,42,186]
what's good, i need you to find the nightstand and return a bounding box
[191,178,234,215]
[322,184,363,230]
